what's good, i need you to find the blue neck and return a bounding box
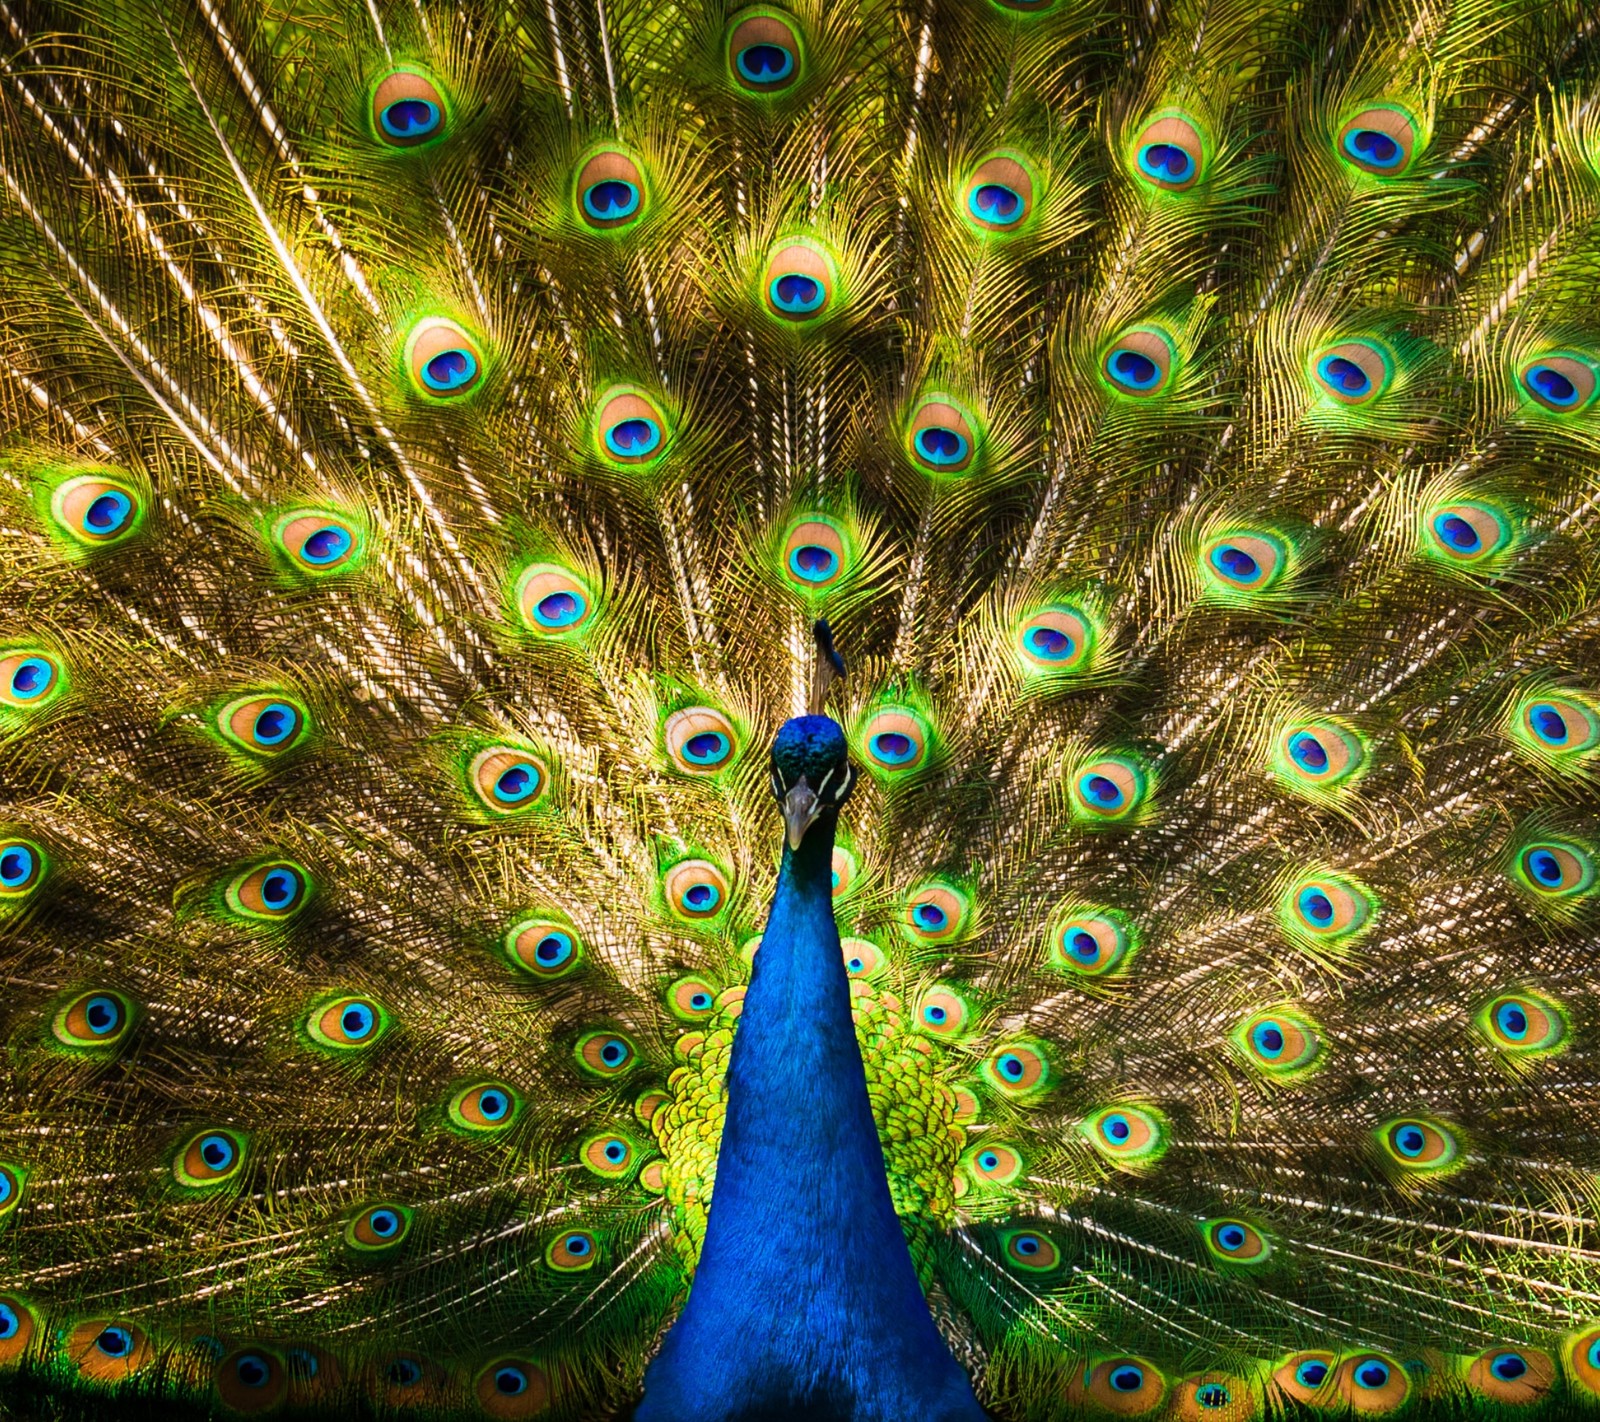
[636,812,985,1422]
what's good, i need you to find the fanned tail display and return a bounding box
[3,0,1600,1417]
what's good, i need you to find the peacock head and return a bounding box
[770,716,855,849]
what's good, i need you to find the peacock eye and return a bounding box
[0,838,45,898]
[406,318,483,397]
[962,1141,1023,1185]
[1378,1116,1459,1173]
[1334,1353,1410,1410]
[1081,1104,1166,1165]
[963,155,1034,232]
[1015,604,1098,675]
[1102,327,1176,397]
[1201,1217,1271,1264]
[1339,107,1416,174]
[516,564,594,635]
[0,1165,26,1222]
[450,1082,520,1132]
[1052,916,1126,975]
[1313,340,1391,404]
[69,1319,153,1381]
[575,1030,638,1078]
[546,1229,600,1272]
[1087,1358,1163,1409]
[1200,531,1286,596]
[0,650,64,709]
[1520,354,1597,413]
[226,861,310,921]
[1465,1347,1553,1404]
[663,859,729,921]
[346,1204,412,1252]
[506,919,585,979]
[1235,1011,1321,1076]
[1133,113,1204,190]
[664,707,739,774]
[782,517,849,590]
[219,695,308,756]
[667,976,719,1021]
[1480,993,1565,1054]
[727,11,803,92]
[1072,755,1148,821]
[468,748,547,813]
[860,708,930,774]
[1275,1352,1336,1400]
[216,1348,288,1412]
[0,1296,34,1363]
[175,1129,246,1188]
[580,1133,637,1178]
[915,987,972,1038]
[903,882,968,942]
[906,396,979,474]
[276,512,361,575]
[51,474,141,545]
[983,1041,1050,1096]
[840,937,886,979]
[52,990,134,1050]
[307,996,388,1051]
[1515,841,1595,898]
[1284,872,1373,944]
[1002,1230,1060,1271]
[595,387,670,464]
[575,149,646,230]
[372,70,446,147]
[763,242,834,321]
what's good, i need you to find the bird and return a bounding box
[1,0,1600,1416]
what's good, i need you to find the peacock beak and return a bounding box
[782,779,822,850]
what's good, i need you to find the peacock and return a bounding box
[4,0,1600,1416]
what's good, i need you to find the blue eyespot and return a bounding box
[605,417,662,459]
[604,1140,626,1162]
[532,591,586,629]
[1491,1352,1528,1381]
[1024,626,1076,660]
[1525,365,1579,407]
[493,763,540,804]
[1012,1234,1040,1256]
[1194,1381,1230,1409]
[300,526,352,566]
[1068,930,1099,962]
[0,845,34,889]
[0,1304,17,1338]
[1355,1360,1391,1389]
[1528,704,1569,745]
[380,99,441,141]
[96,1326,133,1358]
[1296,1360,1329,1387]
[496,1365,529,1395]
[83,490,132,535]
[913,426,970,467]
[582,180,640,223]
[1526,849,1562,887]
[1288,732,1329,773]
[684,883,720,912]
[923,1004,948,1025]
[1216,1224,1246,1251]
[1111,1365,1143,1392]
[1344,128,1401,168]
[1393,1125,1425,1158]
[1495,1002,1528,1040]
[1435,513,1480,551]
[420,347,477,393]
[233,1353,271,1388]
[1079,773,1124,809]
[388,1357,422,1386]
[9,658,54,701]
[869,732,919,765]
[978,1151,999,1171]
[340,1003,376,1041]
[913,903,948,931]
[260,868,301,910]
[1101,1112,1131,1142]
[1252,1021,1286,1058]
[478,1090,508,1121]
[690,992,712,1011]
[198,1134,236,1172]
[1108,349,1161,390]
[1317,354,1372,397]
[535,932,574,968]
[251,703,298,747]
[85,995,123,1036]
[1298,888,1334,925]
[682,732,730,766]
[1138,143,1195,184]
[1210,545,1260,583]
[736,43,794,84]
[370,1209,402,1239]
[769,273,823,313]
[788,544,838,582]
[968,183,1023,225]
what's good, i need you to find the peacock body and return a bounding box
[2,0,1600,1416]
